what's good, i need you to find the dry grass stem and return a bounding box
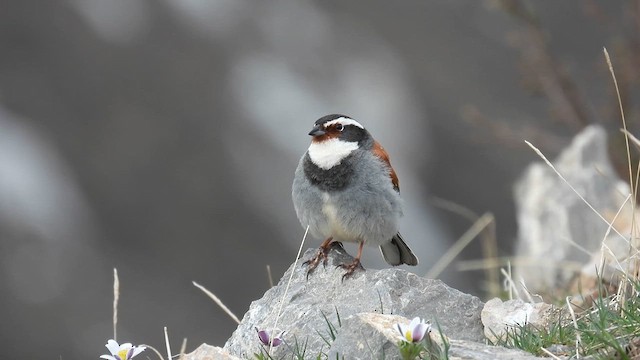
[599,193,632,279]
[605,47,640,295]
[561,235,592,256]
[429,196,482,223]
[501,264,520,300]
[429,197,501,295]
[632,161,640,272]
[164,327,172,360]
[192,281,241,325]
[540,347,563,360]
[518,278,537,303]
[266,265,274,288]
[140,344,165,360]
[606,47,638,262]
[566,296,582,359]
[113,268,119,341]
[481,216,501,298]
[621,129,640,153]
[178,338,187,360]
[456,256,583,272]
[425,212,494,279]
[604,48,633,199]
[269,225,310,353]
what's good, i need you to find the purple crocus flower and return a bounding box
[255,327,286,347]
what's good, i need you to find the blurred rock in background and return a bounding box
[515,125,640,301]
[0,1,638,358]
[514,126,631,294]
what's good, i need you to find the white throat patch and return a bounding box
[308,138,358,170]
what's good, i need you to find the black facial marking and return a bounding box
[303,153,354,191]
[313,114,372,148]
[339,125,370,147]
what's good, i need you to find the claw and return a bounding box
[339,258,364,281]
[303,249,328,278]
[303,237,334,278]
[339,240,365,281]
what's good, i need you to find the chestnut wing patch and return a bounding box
[372,141,400,193]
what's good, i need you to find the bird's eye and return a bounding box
[336,124,344,131]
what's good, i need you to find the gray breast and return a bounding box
[293,150,402,245]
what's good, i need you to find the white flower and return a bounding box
[396,317,431,343]
[100,339,146,360]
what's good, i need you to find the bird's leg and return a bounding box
[340,241,365,280]
[304,237,334,277]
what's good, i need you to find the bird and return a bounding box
[292,114,418,279]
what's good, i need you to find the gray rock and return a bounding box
[223,243,485,358]
[327,313,423,360]
[328,312,549,360]
[182,344,243,360]
[481,298,557,343]
[447,339,555,360]
[514,125,630,293]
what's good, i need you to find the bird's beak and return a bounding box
[308,125,325,137]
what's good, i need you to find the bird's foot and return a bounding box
[339,258,364,281]
[303,243,333,278]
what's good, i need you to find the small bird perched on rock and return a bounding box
[292,114,418,279]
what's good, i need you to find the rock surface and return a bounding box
[514,125,631,293]
[481,298,557,343]
[328,312,549,360]
[183,344,242,360]
[447,339,553,360]
[223,243,485,358]
[326,313,443,360]
[185,314,551,360]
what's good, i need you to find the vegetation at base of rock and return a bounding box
[489,313,575,357]
[493,280,640,359]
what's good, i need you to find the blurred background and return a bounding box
[1,0,638,358]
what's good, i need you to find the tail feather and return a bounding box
[379,233,418,266]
